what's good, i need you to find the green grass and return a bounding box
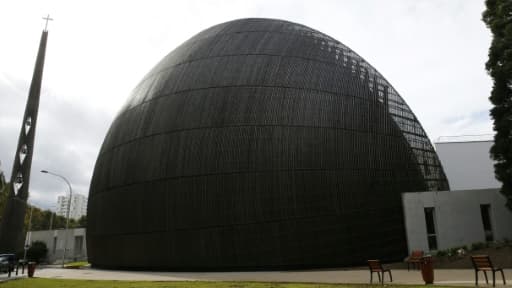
[0,279,460,288]
[63,262,89,269]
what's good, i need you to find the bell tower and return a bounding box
[0,16,51,253]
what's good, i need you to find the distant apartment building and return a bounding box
[56,193,88,220]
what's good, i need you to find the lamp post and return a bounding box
[49,209,54,230]
[41,170,72,267]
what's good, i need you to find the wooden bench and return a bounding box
[15,260,28,276]
[471,255,506,287]
[368,259,392,284]
[405,250,423,271]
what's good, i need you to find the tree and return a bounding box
[1,187,85,230]
[483,0,512,210]
[78,215,87,227]
[27,240,48,263]
[0,183,8,224]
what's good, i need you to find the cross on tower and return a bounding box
[42,14,53,31]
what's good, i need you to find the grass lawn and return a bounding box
[0,279,461,288]
[63,262,90,269]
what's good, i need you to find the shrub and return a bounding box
[470,242,486,251]
[27,241,48,263]
[448,247,459,256]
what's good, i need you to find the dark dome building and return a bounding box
[87,18,449,270]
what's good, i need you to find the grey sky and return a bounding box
[0,0,492,209]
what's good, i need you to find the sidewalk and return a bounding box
[0,274,26,283]
[32,267,512,286]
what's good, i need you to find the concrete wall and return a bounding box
[26,228,87,263]
[435,141,500,190]
[402,189,512,254]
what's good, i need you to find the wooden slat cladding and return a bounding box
[87,18,449,270]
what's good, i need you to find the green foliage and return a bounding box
[63,261,89,269]
[22,205,84,231]
[0,183,86,233]
[435,245,467,257]
[0,190,84,231]
[0,182,11,223]
[27,240,48,263]
[77,215,87,227]
[483,0,512,210]
[447,247,459,256]
[470,242,486,251]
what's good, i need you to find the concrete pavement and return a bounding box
[21,267,511,286]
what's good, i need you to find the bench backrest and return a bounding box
[471,255,493,269]
[368,260,383,271]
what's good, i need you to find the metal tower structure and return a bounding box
[0,17,51,253]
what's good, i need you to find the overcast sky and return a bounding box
[0,0,493,210]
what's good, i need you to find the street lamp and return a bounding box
[41,170,72,267]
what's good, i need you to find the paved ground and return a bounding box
[0,273,26,283]
[1,267,508,286]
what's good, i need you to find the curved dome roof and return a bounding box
[88,18,448,270]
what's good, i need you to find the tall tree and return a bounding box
[483,0,512,209]
[0,183,8,223]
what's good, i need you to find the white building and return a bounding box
[435,139,500,190]
[56,193,88,220]
[26,228,87,263]
[401,137,512,253]
[402,188,512,253]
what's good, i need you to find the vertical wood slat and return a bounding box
[87,18,449,270]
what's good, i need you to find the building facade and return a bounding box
[435,139,500,190]
[87,18,448,270]
[26,228,87,264]
[402,139,511,253]
[56,194,87,220]
[402,189,512,254]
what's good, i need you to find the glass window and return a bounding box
[480,204,494,242]
[74,236,84,254]
[424,207,438,250]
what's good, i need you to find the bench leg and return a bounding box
[370,271,373,284]
[378,272,381,283]
[484,271,489,284]
[499,269,506,285]
[492,271,496,287]
[475,270,479,286]
[388,270,393,282]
